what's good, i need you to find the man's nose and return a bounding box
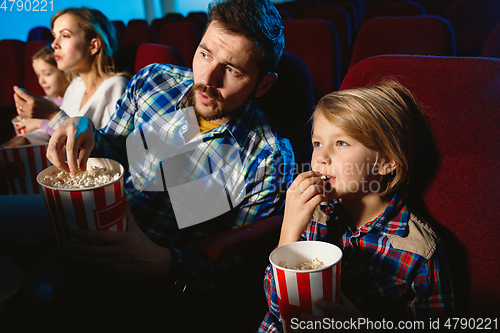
[200,64,223,87]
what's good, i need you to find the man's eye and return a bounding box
[227,67,240,76]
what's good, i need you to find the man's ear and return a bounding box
[89,38,102,56]
[254,72,278,98]
[378,157,397,176]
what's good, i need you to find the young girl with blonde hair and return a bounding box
[259,81,455,332]
[6,7,129,147]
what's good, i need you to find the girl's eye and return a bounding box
[313,141,322,148]
[336,141,348,146]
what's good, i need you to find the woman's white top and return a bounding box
[24,75,128,145]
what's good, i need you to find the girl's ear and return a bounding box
[378,157,397,176]
[89,38,102,56]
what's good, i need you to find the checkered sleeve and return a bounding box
[166,144,294,288]
[409,243,455,320]
[233,145,294,228]
[259,263,283,333]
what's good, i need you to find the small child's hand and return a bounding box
[278,171,327,246]
[299,292,365,331]
[20,118,43,133]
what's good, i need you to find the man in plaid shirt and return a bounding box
[3,0,293,330]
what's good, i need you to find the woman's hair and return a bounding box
[50,7,118,79]
[207,0,285,79]
[313,80,424,197]
[32,45,74,84]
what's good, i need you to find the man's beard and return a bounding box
[189,83,226,121]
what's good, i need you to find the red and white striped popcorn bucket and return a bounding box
[0,144,50,195]
[11,116,26,135]
[36,158,126,244]
[269,241,342,333]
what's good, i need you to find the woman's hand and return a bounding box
[278,171,327,247]
[13,86,59,120]
[19,118,43,133]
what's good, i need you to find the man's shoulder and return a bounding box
[133,63,193,88]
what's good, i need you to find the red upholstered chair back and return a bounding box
[360,1,426,26]
[23,40,51,97]
[134,43,186,73]
[159,22,202,68]
[302,6,353,77]
[122,24,158,46]
[482,22,500,58]
[284,19,341,103]
[340,55,500,318]
[0,40,24,108]
[349,16,455,69]
[445,0,500,56]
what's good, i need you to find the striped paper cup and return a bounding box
[0,144,51,195]
[270,241,342,333]
[36,158,126,244]
[11,116,26,136]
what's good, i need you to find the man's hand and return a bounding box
[13,86,59,120]
[61,205,171,277]
[47,116,95,174]
[278,171,327,247]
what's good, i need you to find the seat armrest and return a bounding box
[196,215,283,262]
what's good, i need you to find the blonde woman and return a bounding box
[6,7,129,147]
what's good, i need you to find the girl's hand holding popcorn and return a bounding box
[278,171,328,247]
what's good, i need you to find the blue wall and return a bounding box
[0,0,286,42]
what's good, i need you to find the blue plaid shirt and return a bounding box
[91,64,295,284]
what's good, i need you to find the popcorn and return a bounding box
[282,257,325,270]
[39,165,120,189]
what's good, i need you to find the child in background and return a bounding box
[259,81,455,332]
[19,45,71,134]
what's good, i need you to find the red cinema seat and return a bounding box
[284,19,341,102]
[445,0,500,56]
[122,24,158,46]
[159,22,202,68]
[0,40,25,108]
[134,43,185,73]
[349,16,455,69]
[341,54,500,319]
[360,1,426,26]
[482,22,500,58]
[302,6,353,77]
